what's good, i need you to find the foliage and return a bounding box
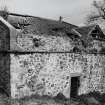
[87,0,105,24]
[54,93,67,102]
[72,47,81,53]
[77,91,105,105]
[1,92,105,105]
[89,48,98,54]
[0,6,9,20]
[99,47,105,54]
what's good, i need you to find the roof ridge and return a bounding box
[9,13,61,23]
[8,12,77,27]
[0,16,14,29]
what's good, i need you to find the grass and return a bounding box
[0,92,105,105]
[76,91,105,105]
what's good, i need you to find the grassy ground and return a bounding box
[0,94,84,105]
[0,92,105,105]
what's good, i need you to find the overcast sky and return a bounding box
[0,0,100,25]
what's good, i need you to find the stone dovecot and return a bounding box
[0,13,105,99]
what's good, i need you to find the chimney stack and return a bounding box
[59,16,63,22]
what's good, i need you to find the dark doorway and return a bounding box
[70,76,80,98]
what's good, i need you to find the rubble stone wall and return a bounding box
[10,53,105,98]
[16,33,75,52]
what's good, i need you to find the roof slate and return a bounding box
[74,25,96,36]
[7,13,77,36]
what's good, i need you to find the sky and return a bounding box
[0,0,100,25]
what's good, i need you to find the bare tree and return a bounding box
[87,0,105,23]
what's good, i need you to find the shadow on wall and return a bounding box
[0,53,10,97]
[0,87,9,97]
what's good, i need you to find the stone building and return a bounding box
[0,13,105,99]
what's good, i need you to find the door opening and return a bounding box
[70,76,80,98]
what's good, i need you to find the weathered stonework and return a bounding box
[10,53,105,98]
[0,16,105,100]
[86,40,105,53]
[16,33,75,52]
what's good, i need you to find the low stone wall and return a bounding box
[10,53,105,98]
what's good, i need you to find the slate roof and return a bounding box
[73,25,96,36]
[7,13,77,36]
[72,24,105,41]
[1,12,105,53]
[0,13,80,52]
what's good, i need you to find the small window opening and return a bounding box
[33,38,41,47]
